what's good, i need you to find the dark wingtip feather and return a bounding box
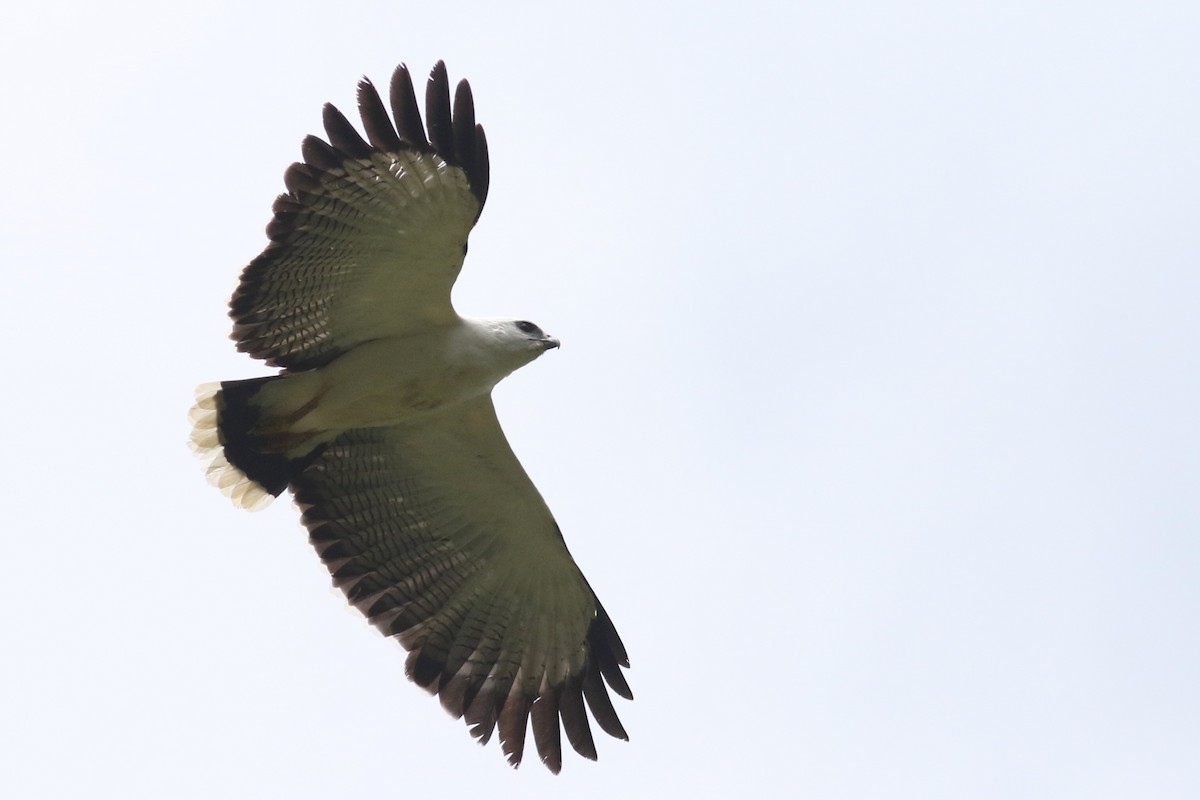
[321,103,373,159]
[558,678,598,760]
[438,671,471,719]
[531,690,563,774]
[282,162,318,195]
[497,691,530,769]
[405,647,444,691]
[465,688,499,746]
[471,125,490,211]
[590,603,633,699]
[300,134,342,172]
[389,63,429,147]
[357,78,403,152]
[425,61,455,163]
[457,668,490,716]
[271,193,303,214]
[452,78,477,166]
[581,666,629,742]
[264,217,291,242]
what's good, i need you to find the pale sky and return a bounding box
[2,1,1198,798]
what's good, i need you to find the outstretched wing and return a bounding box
[291,396,632,772]
[230,62,490,371]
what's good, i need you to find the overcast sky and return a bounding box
[2,1,1198,797]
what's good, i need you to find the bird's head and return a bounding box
[510,319,560,353]
[468,318,560,373]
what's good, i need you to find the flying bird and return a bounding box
[189,61,631,772]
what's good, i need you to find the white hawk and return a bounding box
[189,62,631,772]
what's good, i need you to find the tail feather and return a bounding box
[189,378,290,511]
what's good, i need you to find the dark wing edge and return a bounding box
[229,62,490,370]
[291,427,632,773]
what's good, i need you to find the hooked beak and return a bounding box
[541,336,561,350]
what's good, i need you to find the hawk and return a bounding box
[189,62,631,772]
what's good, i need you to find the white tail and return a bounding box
[188,382,276,512]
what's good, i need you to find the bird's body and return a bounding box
[189,62,630,772]
[208,318,551,447]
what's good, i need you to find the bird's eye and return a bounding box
[514,320,540,335]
